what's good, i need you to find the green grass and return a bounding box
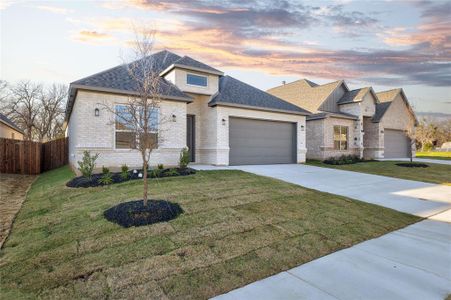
[416,151,451,160]
[0,166,420,299]
[307,160,451,185]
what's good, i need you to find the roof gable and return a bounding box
[338,87,378,105]
[267,79,347,113]
[373,88,417,124]
[210,76,310,115]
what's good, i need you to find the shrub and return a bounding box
[157,164,164,170]
[150,169,161,178]
[120,164,129,180]
[77,151,99,179]
[179,148,190,169]
[324,155,362,165]
[166,168,180,176]
[99,166,113,185]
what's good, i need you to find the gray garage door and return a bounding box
[384,129,411,158]
[229,117,296,165]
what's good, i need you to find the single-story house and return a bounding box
[267,79,417,160]
[65,50,309,169]
[0,113,24,140]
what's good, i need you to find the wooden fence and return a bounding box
[0,137,68,175]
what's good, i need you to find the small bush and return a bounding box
[324,155,362,165]
[77,151,99,179]
[157,164,164,170]
[120,164,129,180]
[99,166,113,185]
[179,148,190,169]
[150,169,161,178]
[166,168,179,176]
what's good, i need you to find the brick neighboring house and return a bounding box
[0,113,24,140]
[267,79,417,160]
[65,50,309,169]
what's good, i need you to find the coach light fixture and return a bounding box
[172,114,176,122]
[94,108,99,117]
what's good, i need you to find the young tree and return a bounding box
[415,120,437,151]
[102,28,169,206]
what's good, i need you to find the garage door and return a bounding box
[229,117,296,165]
[384,129,411,158]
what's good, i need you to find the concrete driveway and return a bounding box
[192,164,451,299]
[195,164,451,219]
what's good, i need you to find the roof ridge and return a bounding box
[71,49,181,85]
[376,87,401,94]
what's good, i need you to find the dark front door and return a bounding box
[186,115,195,162]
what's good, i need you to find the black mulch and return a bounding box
[395,163,429,168]
[66,167,196,188]
[104,199,183,227]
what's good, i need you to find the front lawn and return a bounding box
[416,151,451,160]
[307,160,451,185]
[0,166,419,299]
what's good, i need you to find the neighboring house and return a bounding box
[0,113,24,140]
[65,50,309,169]
[267,79,417,160]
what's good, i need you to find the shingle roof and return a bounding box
[0,113,24,134]
[210,76,310,115]
[307,111,358,121]
[337,87,371,104]
[372,102,392,122]
[376,88,401,103]
[67,50,307,120]
[71,50,189,99]
[164,55,223,75]
[268,79,344,113]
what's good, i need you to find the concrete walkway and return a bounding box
[192,164,451,299]
[378,158,451,165]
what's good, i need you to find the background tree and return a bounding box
[0,81,67,141]
[3,80,42,140]
[102,27,170,206]
[414,119,437,151]
[34,84,67,142]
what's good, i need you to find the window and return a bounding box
[333,126,348,150]
[115,105,159,149]
[186,74,208,87]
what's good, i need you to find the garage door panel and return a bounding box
[384,129,410,158]
[229,117,296,165]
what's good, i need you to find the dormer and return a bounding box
[159,56,223,96]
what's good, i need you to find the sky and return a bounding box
[1,0,450,114]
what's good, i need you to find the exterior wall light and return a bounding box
[94,108,99,117]
[222,118,226,125]
[172,114,176,122]
[301,125,305,131]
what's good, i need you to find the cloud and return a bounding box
[83,0,450,87]
[35,5,72,14]
[72,31,115,44]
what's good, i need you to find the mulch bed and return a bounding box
[66,167,196,188]
[395,163,429,168]
[104,199,183,227]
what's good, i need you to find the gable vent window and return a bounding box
[187,74,208,87]
[333,125,348,150]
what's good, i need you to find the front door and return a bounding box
[186,115,195,162]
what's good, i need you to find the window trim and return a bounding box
[114,104,159,150]
[186,73,208,88]
[333,125,348,151]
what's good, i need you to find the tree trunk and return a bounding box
[143,160,148,206]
